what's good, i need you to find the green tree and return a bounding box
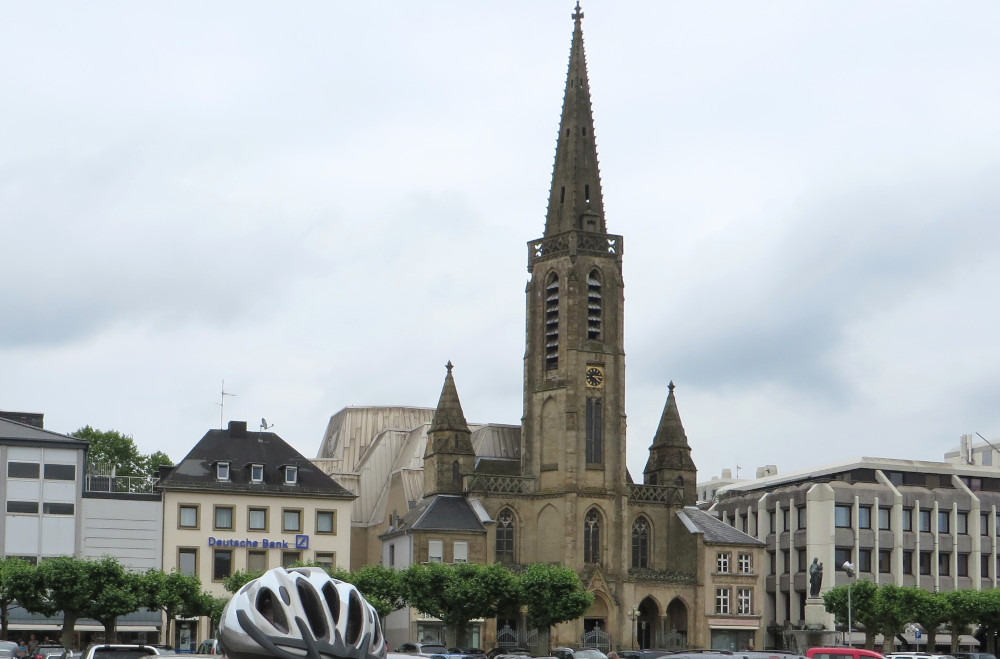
[144,570,205,647]
[222,569,266,594]
[202,594,230,636]
[402,562,518,648]
[351,565,407,621]
[910,587,950,652]
[518,563,594,642]
[8,556,96,650]
[973,589,1000,656]
[823,579,880,648]
[0,557,34,640]
[84,557,144,643]
[72,426,173,479]
[873,584,914,655]
[943,589,980,654]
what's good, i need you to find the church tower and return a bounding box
[522,3,626,494]
[424,361,475,496]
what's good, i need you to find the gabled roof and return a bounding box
[160,421,354,498]
[383,494,487,537]
[678,506,764,546]
[0,415,88,447]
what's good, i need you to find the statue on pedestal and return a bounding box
[808,557,823,598]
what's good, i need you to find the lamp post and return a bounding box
[627,607,640,650]
[842,562,857,647]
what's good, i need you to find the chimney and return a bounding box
[228,420,248,437]
[0,412,44,428]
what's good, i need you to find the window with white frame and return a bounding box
[738,553,753,574]
[717,552,731,573]
[216,461,230,481]
[284,465,298,484]
[251,464,264,483]
[715,587,731,614]
[737,588,753,615]
[453,542,469,563]
[428,540,443,562]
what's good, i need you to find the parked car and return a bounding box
[953,654,997,659]
[487,650,530,659]
[0,642,18,659]
[397,644,450,657]
[617,651,671,659]
[552,649,608,659]
[35,645,69,659]
[81,645,160,659]
[807,648,885,659]
[195,641,222,656]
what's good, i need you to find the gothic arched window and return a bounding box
[545,273,560,370]
[584,508,601,564]
[452,460,460,486]
[496,509,515,563]
[587,270,602,341]
[632,516,650,569]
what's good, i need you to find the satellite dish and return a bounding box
[260,418,274,431]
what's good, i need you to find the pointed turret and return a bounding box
[544,2,606,236]
[424,361,475,496]
[644,382,697,504]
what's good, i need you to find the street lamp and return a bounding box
[627,607,640,650]
[842,562,857,647]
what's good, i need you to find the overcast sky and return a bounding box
[3,1,999,485]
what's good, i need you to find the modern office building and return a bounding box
[710,453,1000,649]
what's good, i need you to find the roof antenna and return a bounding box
[260,418,274,432]
[217,379,236,429]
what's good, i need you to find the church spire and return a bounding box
[430,360,470,433]
[544,2,606,237]
[644,381,697,504]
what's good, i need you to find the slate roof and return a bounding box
[159,421,354,498]
[678,506,764,546]
[383,494,487,538]
[0,415,88,447]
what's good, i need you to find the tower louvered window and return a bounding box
[545,273,560,369]
[632,516,650,568]
[587,270,602,341]
[586,397,603,464]
[584,508,601,564]
[496,508,515,564]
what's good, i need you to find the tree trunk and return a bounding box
[926,630,938,653]
[1,604,8,641]
[60,613,78,651]
[102,618,118,644]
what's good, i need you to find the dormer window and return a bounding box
[250,464,264,483]
[284,465,298,485]
[216,462,230,481]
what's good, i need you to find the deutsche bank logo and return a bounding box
[296,535,309,549]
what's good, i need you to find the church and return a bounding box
[314,4,764,653]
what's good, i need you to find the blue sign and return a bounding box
[296,535,309,549]
[915,630,922,639]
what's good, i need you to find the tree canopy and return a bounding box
[519,563,594,632]
[72,425,173,479]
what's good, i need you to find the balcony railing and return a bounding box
[85,474,159,494]
[464,474,536,495]
[628,483,683,504]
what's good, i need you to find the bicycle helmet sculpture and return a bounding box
[219,566,386,659]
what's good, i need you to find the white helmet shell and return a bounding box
[219,566,386,659]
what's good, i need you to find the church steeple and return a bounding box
[644,381,697,504]
[544,1,606,237]
[424,361,475,496]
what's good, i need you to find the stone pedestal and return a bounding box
[805,596,827,628]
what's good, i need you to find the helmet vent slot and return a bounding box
[345,590,363,645]
[256,588,289,634]
[322,582,341,625]
[298,582,329,640]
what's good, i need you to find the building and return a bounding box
[315,6,764,653]
[0,411,162,645]
[710,453,1000,650]
[159,420,355,649]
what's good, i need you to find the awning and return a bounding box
[709,625,760,631]
[9,624,160,632]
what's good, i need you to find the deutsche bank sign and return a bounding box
[207,535,309,549]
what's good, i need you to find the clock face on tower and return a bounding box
[585,366,605,388]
